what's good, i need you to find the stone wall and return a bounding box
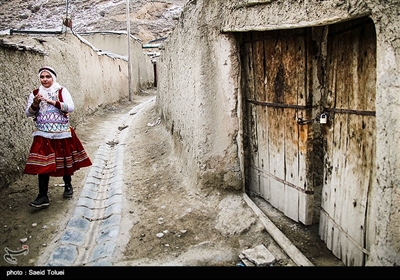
[157,0,400,266]
[0,30,154,190]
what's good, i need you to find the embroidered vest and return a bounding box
[33,88,69,133]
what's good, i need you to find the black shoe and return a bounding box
[29,195,49,208]
[63,184,73,198]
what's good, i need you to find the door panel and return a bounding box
[319,18,376,266]
[242,29,314,225]
[241,17,376,266]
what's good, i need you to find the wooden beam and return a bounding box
[243,193,314,266]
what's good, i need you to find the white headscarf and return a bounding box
[37,66,62,113]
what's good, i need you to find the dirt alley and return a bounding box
[0,88,344,268]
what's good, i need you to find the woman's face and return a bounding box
[39,71,54,88]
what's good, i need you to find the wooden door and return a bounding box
[241,28,315,225]
[319,18,376,266]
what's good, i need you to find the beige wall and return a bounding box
[79,32,132,56]
[157,0,400,266]
[79,31,155,92]
[0,31,154,190]
[157,4,243,193]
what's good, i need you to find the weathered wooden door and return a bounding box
[241,28,315,225]
[241,17,376,266]
[319,18,376,266]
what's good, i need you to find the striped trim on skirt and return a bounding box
[24,127,92,176]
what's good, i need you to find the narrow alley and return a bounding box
[3,89,321,268]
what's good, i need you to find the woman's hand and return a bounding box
[46,98,55,106]
[33,94,42,106]
[33,94,55,106]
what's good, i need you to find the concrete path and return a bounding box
[42,97,156,266]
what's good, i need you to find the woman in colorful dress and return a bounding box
[24,66,92,208]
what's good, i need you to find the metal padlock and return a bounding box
[320,113,328,124]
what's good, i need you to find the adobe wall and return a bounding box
[0,31,154,190]
[157,0,400,266]
[79,32,155,91]
[157,2,243,193]
[80,32,131,56]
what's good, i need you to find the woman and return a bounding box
[24,66,92,208]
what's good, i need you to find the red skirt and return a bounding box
[24,127,92,176]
